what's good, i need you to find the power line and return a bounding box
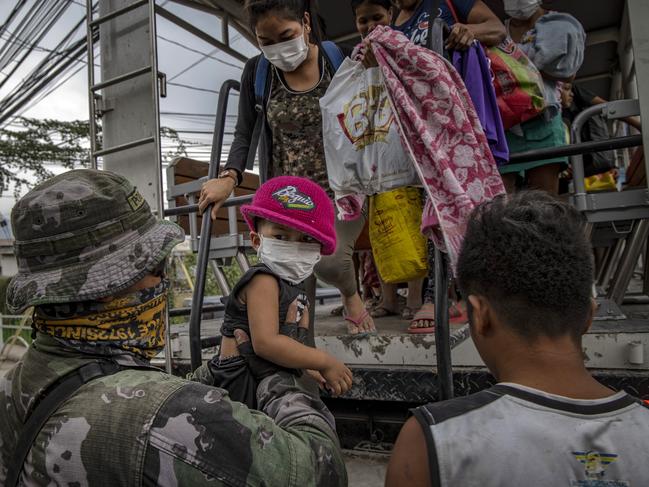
[0,0,30,40]
[0,0,69,73]
[0,13,86,93]
[167,81,221,94]
[160,111,236,118]
[158,34,242,71]
[168,46,220,82]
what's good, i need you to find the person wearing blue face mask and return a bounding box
[199,0,377,338]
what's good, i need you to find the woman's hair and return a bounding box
[244,0,326,42]
[351,0,394,15]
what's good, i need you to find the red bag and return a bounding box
[486,37,546,129]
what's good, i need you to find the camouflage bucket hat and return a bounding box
[6,169,185,313]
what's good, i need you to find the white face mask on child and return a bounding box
[257,235,322,285]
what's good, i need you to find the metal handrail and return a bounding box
[509,135,642,165]
[163,194,253,218]
[571,100,641,197]
[427,2,454,401]
[188,79,241,371]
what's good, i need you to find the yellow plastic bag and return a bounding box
[585,170,617,192]
[369,187,428,284]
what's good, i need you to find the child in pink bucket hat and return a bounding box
[210,176,352,408]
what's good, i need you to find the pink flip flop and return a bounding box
[344,310,377,338]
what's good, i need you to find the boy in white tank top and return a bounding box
[386,191,649,487]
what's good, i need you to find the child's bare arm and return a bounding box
[243,274,353,395]
[244,274,329,369]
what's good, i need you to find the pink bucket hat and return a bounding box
[240,176,336,255]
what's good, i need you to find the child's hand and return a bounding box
[305,369,327,389]
[321,356,353,397]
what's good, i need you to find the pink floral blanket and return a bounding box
[369,26,505,270]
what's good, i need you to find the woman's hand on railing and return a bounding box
[198,177,236,220]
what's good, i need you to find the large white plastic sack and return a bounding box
[319,57,419,196]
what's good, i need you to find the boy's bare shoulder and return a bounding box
[385,417,431,487]
[239,272,280,302]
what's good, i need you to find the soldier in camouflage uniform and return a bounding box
[0,169,347,486]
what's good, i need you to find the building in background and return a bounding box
[0,212,16,277]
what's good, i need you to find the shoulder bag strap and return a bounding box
[5,360,129,486]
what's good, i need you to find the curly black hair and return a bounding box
[456,191,594,342]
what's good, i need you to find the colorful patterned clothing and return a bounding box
[368,26,505,270]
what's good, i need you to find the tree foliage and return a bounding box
[0,117,91,197]
[0,117,189,197]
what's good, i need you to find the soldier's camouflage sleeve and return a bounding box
[143,371,347,486]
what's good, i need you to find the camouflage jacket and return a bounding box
[0,335,347,486]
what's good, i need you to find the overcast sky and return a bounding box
[0,1,259,227]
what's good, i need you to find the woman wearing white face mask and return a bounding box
[499,0,586,194]
[198,0,376,337]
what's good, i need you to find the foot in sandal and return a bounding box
[408,303,436,334]
[343,293,377,335]
[370,304,399,318]
[408,301,468,334]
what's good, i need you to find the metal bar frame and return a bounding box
[89,0,148,27]
[433,248,454,400]
[608,220,649,304]
[627,0,649,187]
[155,5,248,64]
[508,135,642,165]
[427,1,454,401]
[86,0,98,169]
[93,136,155,157]
[90,65,152,91]
[166,0,258,46]
[569,100,643,215]
[188,79,241,371]
[163,194,253,217]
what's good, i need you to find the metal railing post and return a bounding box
[434,249,454,400]
[188,79,241,371]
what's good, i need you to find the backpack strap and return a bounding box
[254,55,270,106]
[249,56,271,171]
[5,359,157,487]
[320,40,345,72]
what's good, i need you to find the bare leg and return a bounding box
[502,173,517,194]
[404,278,423,319]
[316,214,376,335]
[527,163,562,195]
[409,241,436,330]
